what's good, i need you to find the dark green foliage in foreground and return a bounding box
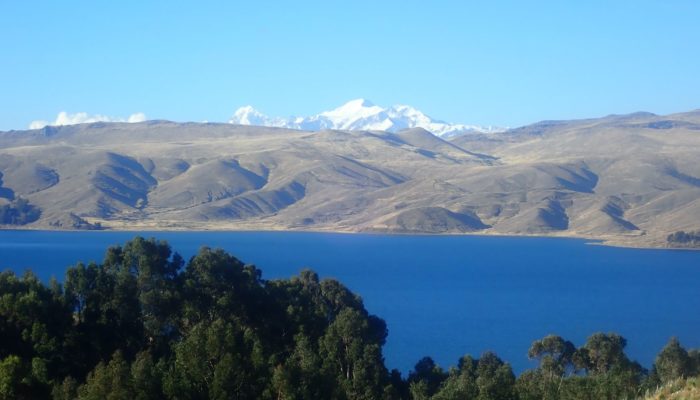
[0,198,41,225]
[0,237,698,399]
[516,333,649,400]
[667,230,700,247]
[653,337,694,383]
[0,237,390,399]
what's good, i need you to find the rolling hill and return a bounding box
[1,109,700,248]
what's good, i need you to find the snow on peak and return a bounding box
[319,98,387,130]
[231,106,265,125]
[229,100,506,137]
[229,106,288,127]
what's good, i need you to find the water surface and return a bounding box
[1,230,699,373]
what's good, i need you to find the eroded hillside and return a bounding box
[1,110,700,248]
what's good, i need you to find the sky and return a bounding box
[1,1,699,130]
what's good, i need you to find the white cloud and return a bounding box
[29,120,50,130]
[127,112,146,123]
[28,111,147,129]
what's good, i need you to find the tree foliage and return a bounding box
[0,237,390,399]
[654,337,692,383]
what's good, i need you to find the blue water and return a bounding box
[1,230,699,374]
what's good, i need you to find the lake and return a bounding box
[1,230,699,374]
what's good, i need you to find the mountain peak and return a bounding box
[230,106,269,125]
[229,100,506,137]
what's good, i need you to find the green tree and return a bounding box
[269,333,332,400]
[689,349,700,376]
[130,351,164,400]
[180,246,263,328]
[319,279,365,321]
[654,337,691,383]
[573,332,630,374]
[527,334,576,399]
[515,369,545,400]
[407,356,446,397]
[163,319,266,399]
[103,237,183,349]
[571,333,644,400]
[0,355,25,399]
[64,261,142,370]
[475,351,516,400]
[320,308,388,399]
[77,351,134,400]
[558,375,596,400]
[388,369,408,400]
[408,379,430,400]
[0,270,71,396]
[51,376,78,400]
[432,356,479,400]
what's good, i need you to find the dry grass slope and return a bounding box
[642,377,700,400]
[0,110,699,248]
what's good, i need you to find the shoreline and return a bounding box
[2,223,697,252]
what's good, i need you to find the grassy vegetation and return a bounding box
[641,376,700,400]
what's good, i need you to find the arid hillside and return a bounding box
[1,110,700,248]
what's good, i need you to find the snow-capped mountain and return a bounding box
[229,99,505,137]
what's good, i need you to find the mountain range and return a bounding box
[229,99,505,137]
[1,108,700,248]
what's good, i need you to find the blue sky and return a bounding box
[1,1,699,130]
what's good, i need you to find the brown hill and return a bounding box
[1,110,700,248]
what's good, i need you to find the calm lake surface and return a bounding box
[1,230,699,373]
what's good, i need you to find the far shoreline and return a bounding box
[2,224,697,252]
